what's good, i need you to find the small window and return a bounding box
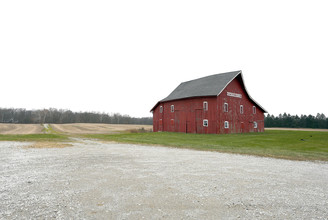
[224,121,229,129]
[240,105,244,114]
[203,101,208,111]
[254,121,258,128]
[253,106,256,114]
[171,105,174,112]
[224,103,228,112]
[203,119,208,127]
[160,106,163,113]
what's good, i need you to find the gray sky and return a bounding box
[1,0,327,117]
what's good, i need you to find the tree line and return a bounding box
[0,108,152,125]
[265,113,328,129]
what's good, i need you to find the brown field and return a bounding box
[50,123,152,134]
[0,124,44,134]
[0,123,152,135]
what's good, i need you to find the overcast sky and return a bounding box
[1,0,327,117]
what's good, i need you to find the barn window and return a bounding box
[240,105,244,114]
[203,119,208,127]
[160,106,163,113]
[253,106,256,114]
[203,101,208,111]
[171,105,174,112]
[254,121,258,128]
[224,103,228,112]
[224,121,229,129]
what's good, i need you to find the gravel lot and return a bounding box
[1,139,327,219]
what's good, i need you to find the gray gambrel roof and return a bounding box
[151,70,267,112]
[161,71,241,102]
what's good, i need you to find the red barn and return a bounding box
[150,70,267,134]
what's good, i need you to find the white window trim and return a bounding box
[253,106,256,114]
[254,121,258,128]
[224,103,228,112]
[224,121,229,129]
[240,105,243,114]
[203,119,208,127]
[171,105,174,112]
[160,106,163,113]
[203,101,208,111]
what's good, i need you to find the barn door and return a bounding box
[241,122,244,133]
[195,110,203,134]
[186,121,190,133]
[159,119,163,132]
[174,111,180,132]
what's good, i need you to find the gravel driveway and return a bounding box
[1,139,327,219]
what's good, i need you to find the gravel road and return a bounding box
[1,139,327,219]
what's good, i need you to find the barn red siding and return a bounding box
[152,75,265,134]
[217,77,264,134]
[153,97,217,134]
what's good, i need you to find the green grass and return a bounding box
[85,130,328,161]
[1,128,327,161]
[41,124,57,134]
[0,133,69,142]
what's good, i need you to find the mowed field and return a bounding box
[0,123,327,161]
[0,123,152,134]
[266,127,328,132]
[0,123,327,135]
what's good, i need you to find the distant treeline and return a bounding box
[0,108,153,125]
[265,113,328,129]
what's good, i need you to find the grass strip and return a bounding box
[85,130,328,161]
[0,134,69,142]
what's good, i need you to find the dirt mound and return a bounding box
[0,124,44,134]
[26,142,73,148]
[51,123,152,134]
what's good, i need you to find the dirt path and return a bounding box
[0,124,43,134]
[0,140,327,219]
